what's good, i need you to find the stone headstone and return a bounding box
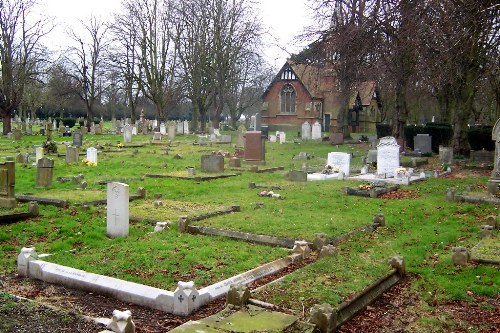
[237,126,246,147]
[131,125,137,135]
[244,131,265,162]
[168,124,176,140]
[73,131,83,147]
[327,152,351,176]
[311,121,322,140]
[470,149,493,164]
[480,225,494,239]
[159,122,166,135]
[301,121,312,140]
[36,157,54,187]
[229,157,241,168]
[414,134,432,154]
[177,121,184,134]
[219,135,232,143]
[35,147,44,165]
[16,153,29,164]
[123,125,132,143]
[152,132,162,142]
[226,284,250,307]
[0,161,16,208]
[439,145,453,165]
[106,182,129,238]
[86,147,98,165]
[269,135,277,143]
[14,129,21,140]
[65,146,80,164]
[377,137,400,177]
[279,132,286,144]
[452,246,469,266]
[183,120,190,134]
[201,155,224,173]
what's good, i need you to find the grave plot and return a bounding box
[17,189,105,205]
[193,181,377,240]
[129,199,227,221]
[470,236,499,264]
[39,230,290,291]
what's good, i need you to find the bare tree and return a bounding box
[0,0,51,134]
[65,16,109,128]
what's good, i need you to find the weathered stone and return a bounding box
[154,201,163,207]
[446,188,455,202]
[154,221,169,233]
[312,233,328,251]
[229,157,241,168]
[201,155,224,173]
[319,245,337,258]
[173,281,201,316]
[485,215,497,229]
[226,284,251,306]
[36,157,54,187]
[308,303,337,333]
[452,246,469,265]
[136,187,146,199]
[80,181,87,190]
[106,309,135,333]
[65,146,80,164]
[292,240,311,259]
[480,225,494,239]
[187,167,196,176]
[389,256,406,275]
[177,216,189,232]
[286,170,307,182]
[373,213,385,227]
[0,161,16,208]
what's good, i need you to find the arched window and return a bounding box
[280,84,296,113]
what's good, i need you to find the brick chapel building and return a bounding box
[261,60,382,133]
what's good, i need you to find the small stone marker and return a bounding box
[308,303,336,333]
[485,215,497,229]
[106,182,129,238]
[389,256,406,275]
[0,160,16,208]
[36,157,54,187]
[106,309,135,333]
[177,215,189,232]
[373,213,385,227]
[17,247,38,277]
[319,245,337,258]
[452,246,469,265]
[229,157,241,168]
[446,188,455,202]
[292,240,311,259]
[312,233,328,251]
[173,281,201,316]
[226,284,251,306]
[154,222,169,233]
[480,225,494,239]
[201,155,224,173]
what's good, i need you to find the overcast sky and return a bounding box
[39,0,316,69]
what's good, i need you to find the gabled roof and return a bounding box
[349,81,378,108]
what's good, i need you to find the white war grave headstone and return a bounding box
[107,182,129,238]
[327,152,351,176]
[301,121,312,140]
[123,124,132,143]
[311,121,322,140]
[87,147,98,165]
[377,136,400,177]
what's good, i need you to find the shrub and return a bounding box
[376,124,392,138]
[61,118,77,128]
[425,122,453,153]
[467,126,494,151]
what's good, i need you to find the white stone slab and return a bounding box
[160,122,166,135]
[301,121,311,140]
[377,137,400,177]
[86,147,97,165]
[123,125,132,143]
[107,182,129,238]
[311,121,322,140]
[279,132,286,144]
[307,173,344,181]
[327,152,351,176]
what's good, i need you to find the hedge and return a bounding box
[403,123,453,153]
[467,126,494,151]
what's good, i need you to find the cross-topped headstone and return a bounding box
[106,182,129,238]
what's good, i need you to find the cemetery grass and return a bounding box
[0,131,499,332]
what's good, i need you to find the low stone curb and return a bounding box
[144,173,240,181]
[187,225,297,248]
[16,195,68,208]
[453,195,500,205]
[344,185,400,198]
[0,202,39,225]
[252,166,285,173]
[80,194,144,207]
[186,206,241,222]
[470,240,500,265]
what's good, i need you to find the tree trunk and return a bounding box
[2,112,12,135]
[392,78,408,140]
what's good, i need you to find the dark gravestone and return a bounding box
[73,131,83,147]
[414,134,432,154]
[0,161,16,208]
[36,157,54,187]
[244,131,265,162]
[201,155,224,173]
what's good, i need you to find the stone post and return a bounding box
[173,281,201,316]
[17,247,38,277]
[106,310,135,333]
[452,246,469,266]
[308,303,337,333]
[226,284,251,306]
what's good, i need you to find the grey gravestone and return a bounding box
[201,155,224,173]
[168,124,176,140]
[367,150,377,163]
[414,134,432,154]
[219,135,232,143]
[286,170,307,182]
[0,161,16,208]
[65,146,80,164]
[73,131,83,147]
[439,145,453,165]
[123,124,132,143]
[488,119,500,194]
[36,157,54,187]
[106,182,129,238]
[301,121,312,140]
[377,137,400,177]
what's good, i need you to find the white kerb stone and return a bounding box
[107,182,129,238]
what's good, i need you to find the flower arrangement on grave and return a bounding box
[395,167,407,175]
[42,140,57,153]
[82,158,96,167]
[322,164,340,175]
[358,183,374,190]
[258,190,283,199]
[117,142,124,148]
